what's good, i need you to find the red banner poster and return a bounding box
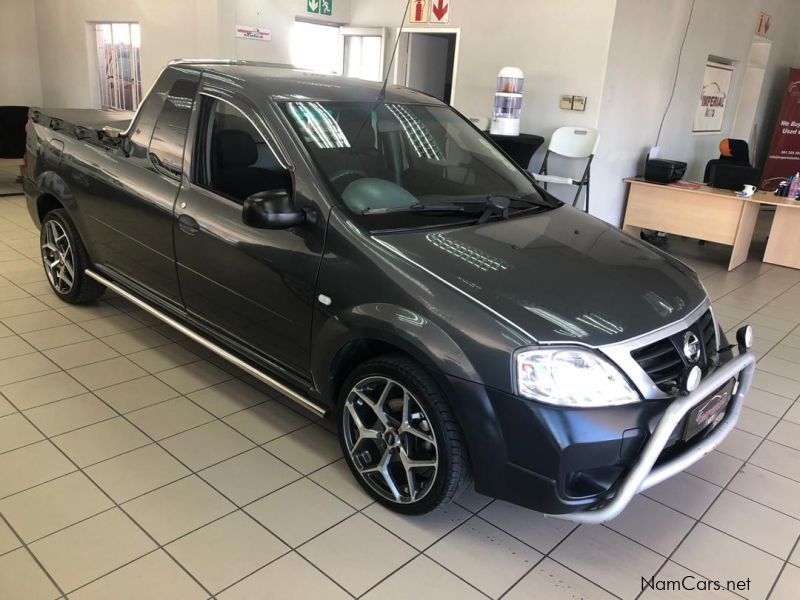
[761,68,800,191]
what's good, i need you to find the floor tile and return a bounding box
[673,523,782,600]
[68,356,147,390]
[771,564,800,600]
[791,541,800,566]
[736,406,779,437]
[745,387,795,417]
[56,303,120,323]
[716,427,761,461]
[85,443,190,503]
[0,412,43,453]
[752,370,800,400]
[0,394,15,417]
[308,459,374,509]
[0,335,35,359]
[505,557,616,600]
[785,401,800,424]
[160,420,255,471]
[477,500,575,554]
[30,508,155,593]
[686,450,743,487]
[155,360,231,394]
[123,475,234,544]
[218,551,349,600]
[52,417,150,467]
[2,309,70,333]
[767,419,800,451]
[427,515,542,598]
[0,371,87,410]
[605,494,694,556]
[758,355,800,382]
[68,549,208,600]
[167,511,288,593]
[0,517,20,554]
[223,400,309,444]
[247,478,354,547]
[127,342,199,373]
[24,393,115,436]
[454,483,494,513]
[702,490,800,558]
[95,375,179,413]
[78,314,145,337]
[551,525,663,599]
[188,379,271,417]
[43,339,118,369]
[0,296,49,318]
[728,464,800,519]
[263,424,340,475]
[0,441,75,498]
[298,513,416,597]
[643,472,721,519]
[0,471,112,543]
[0,352,59,386]
[100,327,171,355]
[364,502,470,551]
[199,447,299,506]
[748,440,800,482]
[127,397,214,440]
[0,548,61,600]
[364,554,485,600]
[21,323,94,351]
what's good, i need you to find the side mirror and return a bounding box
[242,189,306,229]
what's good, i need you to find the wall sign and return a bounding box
[307,0,332,17]
[410,0,428,23]
[693,63,733,134]
[234,25,272,41]
[760,68,800,191]
[756,11,771,36]
[430,0,450,24]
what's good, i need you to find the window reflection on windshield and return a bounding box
[282,101,554,226]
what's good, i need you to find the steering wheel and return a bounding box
[329,168,369,186]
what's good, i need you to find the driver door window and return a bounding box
[195,98,290,203]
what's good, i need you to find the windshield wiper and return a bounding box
[362,202,481,216]
[490,191,561,209]
[362,192,558,218]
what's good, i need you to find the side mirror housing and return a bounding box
[242,189,306,229]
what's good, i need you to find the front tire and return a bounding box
[336,354,470,514]
[40,209,105,304]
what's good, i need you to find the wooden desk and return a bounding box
[622,178,800,271]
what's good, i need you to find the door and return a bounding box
[341,27,386,81]
[174,90,325,378]
[395,31,458,104]
[81,67,200,306]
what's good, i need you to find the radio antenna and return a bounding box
[378,0,412,102]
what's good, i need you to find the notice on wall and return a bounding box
[692,63,733,134]
[235,25,271,41]
[430,0,450,24]
[760,68,800,191]
[410,0,428,23]
[307,0,332,17]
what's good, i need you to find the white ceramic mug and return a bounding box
[742,184,756,197]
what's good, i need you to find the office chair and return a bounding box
[703,138,760,190]
[532,126,599,212]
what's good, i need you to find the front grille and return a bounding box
[631,309,717,393]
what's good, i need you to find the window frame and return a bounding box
[146,78,199,180]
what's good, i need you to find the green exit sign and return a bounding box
[307,0,332,16]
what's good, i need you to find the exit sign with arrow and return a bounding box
[307,0,332,17]
[430,0,450,24]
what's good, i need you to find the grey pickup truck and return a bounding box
[23,59,756,520]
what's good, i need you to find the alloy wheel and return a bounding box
[41,220,75,294]
[342,376,438,504]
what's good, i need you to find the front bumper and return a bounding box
[445,349,755,522]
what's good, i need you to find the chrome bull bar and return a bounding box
[550,350,756,524]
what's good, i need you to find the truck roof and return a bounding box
[170,59,443,105]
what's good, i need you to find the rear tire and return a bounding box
[40,209,105,304]
[336,354,470,515]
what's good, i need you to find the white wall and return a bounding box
[0,0,42,106]
[348,0,617,178]
[592,0,800,225]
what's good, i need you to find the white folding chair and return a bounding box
[532,127,599,212]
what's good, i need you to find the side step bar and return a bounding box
[86,269,327,418]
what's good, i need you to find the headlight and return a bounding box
[516,347,640,407]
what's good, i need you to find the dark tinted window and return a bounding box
[148,79,198,177]
[194,98,290,203]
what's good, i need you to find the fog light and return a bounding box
[736,325,754,352]
[684,365,702,393]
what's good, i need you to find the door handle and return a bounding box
[178,214,200,235]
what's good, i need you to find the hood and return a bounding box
[376,207,707,347]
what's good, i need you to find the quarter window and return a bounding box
[148,79,198,178]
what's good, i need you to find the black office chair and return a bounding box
[703,138,760,190]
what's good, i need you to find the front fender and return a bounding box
[311,302,482,400]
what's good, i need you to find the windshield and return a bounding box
[281,101,559,229]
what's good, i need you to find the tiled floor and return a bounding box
[0,194,799,599]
